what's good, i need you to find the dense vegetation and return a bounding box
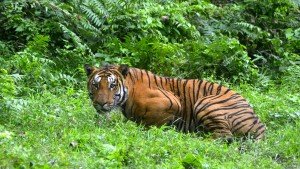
[0,0,299,168]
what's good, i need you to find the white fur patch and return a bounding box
[108,75,116,90]
[94,75,101,83]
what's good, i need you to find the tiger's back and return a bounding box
[85,64,266,141]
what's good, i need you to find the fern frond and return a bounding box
[234,22,262,32]
[81,5,103,27]
[59,23,91,52]
[79,15,101,33]
[90,0,109,16]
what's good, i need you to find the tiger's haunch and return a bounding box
[84,64,266,141]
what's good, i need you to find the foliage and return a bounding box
[1,0,299,82]
[0,69,17,111]
[215,0,299,77]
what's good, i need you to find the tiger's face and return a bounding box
[84,64,129,114]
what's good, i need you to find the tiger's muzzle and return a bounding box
[93,103,113,114]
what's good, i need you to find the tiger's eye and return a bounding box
[92,82,98,88]
[110,83,116,88]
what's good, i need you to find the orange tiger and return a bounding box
[84,64,266,141]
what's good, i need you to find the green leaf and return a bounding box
[15,26,24,32]
[285,28,294,40]
[182,153,202,168]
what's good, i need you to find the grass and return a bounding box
[0,82,299,168]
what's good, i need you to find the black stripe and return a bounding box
[193,95,216,114]
[177,79,181,96]
[176,118,183,132]
[196,80,203,98]
[222,101,250,109]
[157,88,173,110]
[203,81,209,97]
[198,106,250,122]
[205,121,225,128]
[255,125,265,139]
[231,123,248,133]
[255,123,265,132]
[216,84,222,95]
[131,86,135,97]
[182,80,188,102]
[204,118,231,130]
[128,72,135,84]
[205,113,228,119]
[230,112,256,127]
[154,74,159,87]
[227,109,248,118]
[174,94,181,115]
[140,69,144,82]
[171,78,175,92]
[206,125,226,131]
[229,110,254,119]
[166,78,172,91]
[159,76,164,89]
[117,86,127,105]
[182,80,189,131]
[189,94,195,132]
[198,94,236,113]
[230,93,241,100]
[255,130,265,139]
[225,104,251,110]
[208,82,214,95]
[230,116,243,127]
[224,89,231,94]
[232,116,257,133]
[145,70,151,88]
[192,80,196,104]
[132,68,138,79]
[244,119,258,134]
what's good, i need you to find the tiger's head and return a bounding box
[84,64,129,114]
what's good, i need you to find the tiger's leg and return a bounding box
[129,88,182,127]
[194,95,233,141]
[194,93,265,141]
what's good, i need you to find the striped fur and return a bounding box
[84,64,266,140]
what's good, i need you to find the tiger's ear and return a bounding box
[118,64,129,77]
[84,64,96,76]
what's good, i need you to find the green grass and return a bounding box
[1,84,299,168]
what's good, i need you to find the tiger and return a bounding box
[84,64,266,141]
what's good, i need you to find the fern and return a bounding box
[27,35,50,53]
[90,0,109,16]
[59,23,91,52]
[81,5,104,27]
[234,22,264,39]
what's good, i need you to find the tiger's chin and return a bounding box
[95,106,121,123]
[96,109,110,114]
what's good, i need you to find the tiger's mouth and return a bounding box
[93,104,113,114]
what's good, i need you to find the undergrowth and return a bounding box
[0,80,299,168]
